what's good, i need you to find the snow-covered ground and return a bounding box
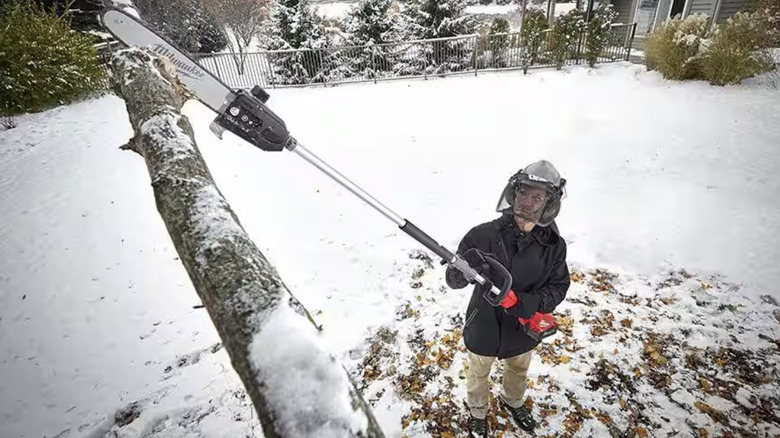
[1,63,779,438]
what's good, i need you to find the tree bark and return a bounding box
[109,47,384,438]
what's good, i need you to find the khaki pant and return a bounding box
[466,350,533,419]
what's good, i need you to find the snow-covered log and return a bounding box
[108,47,385,438]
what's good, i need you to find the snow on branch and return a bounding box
[108,47,385,438]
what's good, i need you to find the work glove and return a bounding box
[503,292,541,320]
[445,248,499,289]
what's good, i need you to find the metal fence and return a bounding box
[195,23,637,89]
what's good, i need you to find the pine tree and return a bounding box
[266,0,334,84]
[394,0,476,76]
[343,0,401,78]
[405,0,475,39]
[133,0,228,54]
[269,0,325,50]
[346,0,399,45]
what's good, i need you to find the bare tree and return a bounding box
[109,46,385,438]
[200,0,270,74]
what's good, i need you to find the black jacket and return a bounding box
[446,213,570,359]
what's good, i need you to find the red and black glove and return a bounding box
[502,292,541,319]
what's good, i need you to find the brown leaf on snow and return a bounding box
[699,378,713,394]
[621,318,633,328]
[698,428,709,438]
[695,401,731,425]
[570,269,586,283]
[589,309,616,337]
[636,427,648,438]
[556,314,575,336]
[642,335,669,368]
[588,269,619,293]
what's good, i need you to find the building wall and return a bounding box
[610,0,636,23]
[716,0,749,21]
[686,0,718,17]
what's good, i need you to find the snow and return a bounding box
[139,113,199,182]
[314,2,356,20]
[464,4,521,15]
[250,304,369,438]
[1,62,780,438]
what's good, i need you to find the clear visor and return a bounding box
[495,181,554,223]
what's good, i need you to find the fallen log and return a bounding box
[109,47,384,438]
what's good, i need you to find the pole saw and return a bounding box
[99,6,557,342]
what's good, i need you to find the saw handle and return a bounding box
[479,254,514,306]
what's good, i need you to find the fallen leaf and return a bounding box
[619,398,627,410]
[700,379,712,393]
[559,355,571,364]
[636,427,648,438]
[698,428,709,438]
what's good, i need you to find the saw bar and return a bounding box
[100,7,236,112]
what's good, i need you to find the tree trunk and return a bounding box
[109,47,384,438]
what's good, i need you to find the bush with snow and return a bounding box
[646,11,776,85]
[549,8,586,69]
[520,8,549,73]
[701,12,775,85]
[645,13,711,80]
[0,1,106,117]
[584,4,619,67]
[744,0,780,46]
[485,17,512,67]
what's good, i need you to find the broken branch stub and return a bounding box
[109,47,384,438]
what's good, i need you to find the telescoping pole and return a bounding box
[288,140,504,298]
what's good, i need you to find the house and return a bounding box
[608,0,754,45]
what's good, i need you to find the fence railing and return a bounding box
[197,23,637,89]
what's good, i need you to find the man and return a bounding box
[445,160,570,437]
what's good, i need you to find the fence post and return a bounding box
[473,35,478,76]
[575,30,583,65]
[625,23,637,62]
[372,46,378,84]
[265,52,277,88]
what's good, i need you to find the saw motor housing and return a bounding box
[210,86,290,152]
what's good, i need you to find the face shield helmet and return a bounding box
[495,160,566,227]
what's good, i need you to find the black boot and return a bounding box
[500,398,536,432]
[467,415,488,438]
